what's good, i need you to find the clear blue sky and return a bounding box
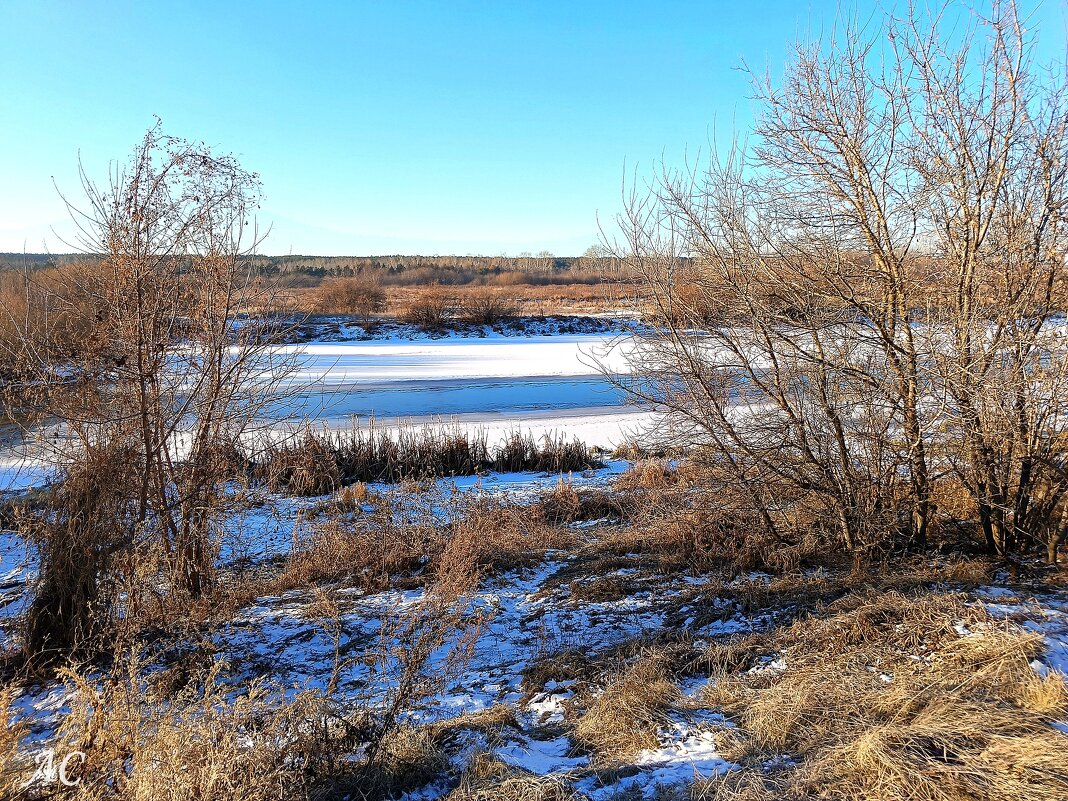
[1,1,1065,256]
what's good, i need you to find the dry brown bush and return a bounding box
[401,285,453,330]
[315,275,386,319]
[534,480,629,526]
[459,290,520,326]
[613,459,702,492]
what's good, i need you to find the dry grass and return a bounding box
[535,480,630,526]
[613,459,703,492]
[274,492,574,593]
[252,424,600,495]
[53,660,336,801]
[522,649,597,696]
[698,588,1068,800]
[432,705,522,750]
[445,752,576,801]
[383,281,634,318]
[274,511,440,592]
[0,687,28,800]
[572,653,681,763]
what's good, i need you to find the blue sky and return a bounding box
[1,1,1065,256]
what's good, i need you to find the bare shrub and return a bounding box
[459,290,519,326]
[401,286,453,330]
[12,125,296,663]
[606,0,1068,561]
[315,275,385,320]
[363,526,484,771]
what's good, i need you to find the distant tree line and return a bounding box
[0,252,637,288]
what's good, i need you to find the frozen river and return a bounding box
[262,332,655,446]
[0,332,656,491]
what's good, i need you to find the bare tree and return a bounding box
[15,124,295,658]
[607,1,1068,560]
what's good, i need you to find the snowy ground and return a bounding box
[9,491,1068,800]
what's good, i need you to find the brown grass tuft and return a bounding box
[699,588,1068,800]
[445,752,576,801]
[0,687,28,800]
[573,653,681,763]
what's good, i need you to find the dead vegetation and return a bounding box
[314,275,386,320]
[695,589,1068,800]
[401,285,455,331]
[252,424,601,494]
[458,290,520,326]
[445,753,576,801]
[273,491,576,593]
[572,654,680,764]
[0,688,27,799]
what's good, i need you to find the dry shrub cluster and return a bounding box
[400,285,454,330]
[0,264,100,393]
[698,589,1068,800]
[254,425,600,495]
[534,480,631,526]
[612,459,702,492]
[567,473,828,578]
[458,291,520,326]
[658,506,824,576]
[611,1,1068,564]
[313,275,386,320]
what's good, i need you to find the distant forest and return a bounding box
[0,252,635,287]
